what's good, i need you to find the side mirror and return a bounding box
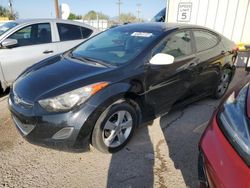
[1,39,18,48]
[245,45,250,72]
[150,53,174,65]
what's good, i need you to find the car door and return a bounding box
[191,29,223,94]
[145,30,199,115]
[55,23,93,54]
[0,22,57,84]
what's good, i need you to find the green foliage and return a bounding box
[0,5,18,19]
[68,13,82,20]
[83,10,109,20]
[120,13,137,23]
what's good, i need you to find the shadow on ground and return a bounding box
[160,99,217,188]
[107,122,155,188]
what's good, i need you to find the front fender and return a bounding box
[86,82,132,108]
[74,82,134,147]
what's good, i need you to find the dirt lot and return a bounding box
[0,68,247,188]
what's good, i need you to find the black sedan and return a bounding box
[9,23,237,153]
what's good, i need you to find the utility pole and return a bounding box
[54,0,60,19]
[8,0,14,19]
[116,0,122,23]
[136,3,141,22]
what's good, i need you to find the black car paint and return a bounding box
[8,23,236,151]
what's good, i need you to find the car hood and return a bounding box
[14,55,112,102]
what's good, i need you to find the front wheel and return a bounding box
[212,68,231,99]
[91,102,137,153]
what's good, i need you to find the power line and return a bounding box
[116,0,122,23]
[136,3,141,22]
[8,0,13,19]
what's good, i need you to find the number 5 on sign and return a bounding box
[177,2,192,22]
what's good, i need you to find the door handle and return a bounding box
[43,50,54,54]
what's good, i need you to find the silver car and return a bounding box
[0,19,99,92]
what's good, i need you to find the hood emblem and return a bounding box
[13,94,33,107]
[14,95,21,104]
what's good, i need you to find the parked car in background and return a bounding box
[198,47,250,188]
[9,23,237,153]
[0,19,99,92]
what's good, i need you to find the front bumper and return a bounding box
[8,92,97,152]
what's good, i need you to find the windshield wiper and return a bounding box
[82,56,115,68]
[67,52,114,68]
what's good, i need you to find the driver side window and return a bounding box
[154,31,192,59]
[8,23,52,47]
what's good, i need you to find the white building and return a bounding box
[166,0,250,43]
[74,19,108,31]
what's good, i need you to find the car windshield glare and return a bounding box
[71,27,160,65]
[0,22,18,36]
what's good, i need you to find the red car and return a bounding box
[198,68,250,187]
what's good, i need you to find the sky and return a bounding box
[1,0,166,21]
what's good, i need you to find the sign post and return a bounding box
[177,2,192,22]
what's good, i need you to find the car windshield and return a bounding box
[71,27,160,66]
[0,22,18,36]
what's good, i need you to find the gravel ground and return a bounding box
[0,68,247,188]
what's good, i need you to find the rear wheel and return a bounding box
[91,102,137,153]
[212,68,231,99]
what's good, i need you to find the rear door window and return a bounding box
[57,23,93,41]
[193,30,219,52]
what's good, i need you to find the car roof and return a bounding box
[8,18,97,30]
[115,22,220,35]
[12,18,80,24]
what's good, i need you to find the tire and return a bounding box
[91,102,137,153]
[212,68,232,99]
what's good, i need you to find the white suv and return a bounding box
[0,19,99,92]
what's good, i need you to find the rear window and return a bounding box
[194,30,219,52]
[57,23,93,41]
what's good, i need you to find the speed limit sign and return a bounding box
[177,2,192,22]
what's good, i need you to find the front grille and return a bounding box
[12,115,35,136]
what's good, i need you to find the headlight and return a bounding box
[38,82,109,112]
[218,84,250,165]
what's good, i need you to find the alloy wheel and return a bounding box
[217,71,230,97]
[102,110,133,148]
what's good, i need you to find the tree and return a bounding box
[0,5,18,20]
[68,13,82,20]
[83,10,109,20]
[120,13,137,23]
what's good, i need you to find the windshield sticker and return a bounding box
[131,32,153,37]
